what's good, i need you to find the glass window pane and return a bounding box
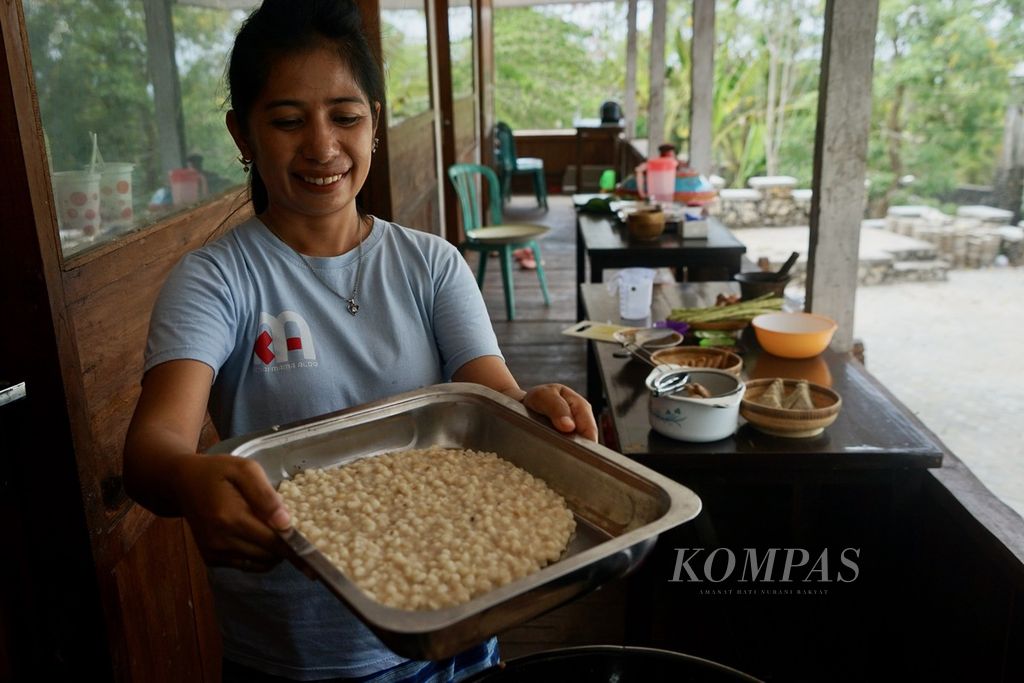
[449,2,473,100]
[23,0,247,259]
[381,1,431,126]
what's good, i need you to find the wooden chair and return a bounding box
[495,121,548,210]
[447,163,551,320]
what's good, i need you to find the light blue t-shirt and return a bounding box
[144,216,503,679]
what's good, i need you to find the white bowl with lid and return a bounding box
[645,366,745,442]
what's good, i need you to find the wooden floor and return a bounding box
[469,193,629,659]
[472,193,586,394]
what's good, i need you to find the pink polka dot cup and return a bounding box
[53,171,102,238]
[96,163,134,232]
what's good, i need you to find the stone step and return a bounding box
[885,259,951,283]
[885,245,941,262]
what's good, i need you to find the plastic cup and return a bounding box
[609,267,656,320]
[53,170,102,237]
[95,163,135,232]
[169,167,206,206]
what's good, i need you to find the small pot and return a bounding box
[645,366,745,442]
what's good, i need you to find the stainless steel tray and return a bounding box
[208,383,701,660]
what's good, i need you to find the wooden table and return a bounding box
[579,282,946,679]
[574,204,747,320]
[580,281,945,473]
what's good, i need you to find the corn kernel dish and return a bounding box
[278,446,576,611]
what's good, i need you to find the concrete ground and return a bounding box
[852,267,1024,518]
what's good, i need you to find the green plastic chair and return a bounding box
[495,121,548,210]
[447,163,551,320]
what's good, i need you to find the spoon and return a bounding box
[775,251,800,281]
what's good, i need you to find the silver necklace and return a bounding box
[299,220,368,316]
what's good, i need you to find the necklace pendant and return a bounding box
[347,298,360,315]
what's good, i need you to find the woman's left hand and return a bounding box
[520,384,598,441]
[453,356,598,441]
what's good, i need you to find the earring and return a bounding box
[237,155,252,173]
[372,137,379,154]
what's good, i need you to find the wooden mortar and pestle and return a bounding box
[733,251,800,300]
[627,207,666,241]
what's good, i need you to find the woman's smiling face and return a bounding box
[231,45,378,225]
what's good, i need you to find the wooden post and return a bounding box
[688,0,714,173]
[806,0,879,352]
[432,0,455,240]
[478,0,495,168]
[647,0,667,152]
[142,0,186,175]
[624,0,638,140]
[355,0,393,222]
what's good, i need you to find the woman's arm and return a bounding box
[123,359,291,571]
[452,356,598,441]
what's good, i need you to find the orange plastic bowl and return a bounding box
[751,312,837,359]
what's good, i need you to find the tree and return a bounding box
[869,0,1021,214]
[25,0,245,217]
[494,6,624,130]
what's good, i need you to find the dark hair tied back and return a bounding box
[227,0,385,213]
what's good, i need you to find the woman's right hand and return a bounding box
[174,454,293,573]
[124,359,292,573]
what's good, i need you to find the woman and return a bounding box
[122,1,595,681]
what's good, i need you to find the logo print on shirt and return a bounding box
[253,310,317,366]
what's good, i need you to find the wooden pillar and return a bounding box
[688,0,714,173]
[142,0,186,175]
[432,0,456,240]
[478,0,495,167]
[624,0,638,140]
[806,0,879,352]
[647,0,667,151]
[355,0,393,222]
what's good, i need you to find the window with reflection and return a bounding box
[23,0,247,258]
[448,0,473,100]
[380,0,431,126]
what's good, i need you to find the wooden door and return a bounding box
[436,0,482,242]
[1,2,229,679]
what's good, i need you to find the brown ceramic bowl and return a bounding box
[626,208,666,241]
[740,378,842,438]
[649,347,743,377]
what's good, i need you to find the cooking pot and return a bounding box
[463,645,762,682]
[645,366,745,442]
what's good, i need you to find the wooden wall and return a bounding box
[454,95,478,163]
[64,198,248,682]
[388,109,441,233]
[512,129,634,193]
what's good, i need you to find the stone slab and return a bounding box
[748,175,798,189]
[887,205,933,218]
[956,205,1014,221]
[718,188,762,201]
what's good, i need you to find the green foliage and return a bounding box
[25,0,244,212]
[870,0,1020,212]
[494,0,1021,211]
[381,11,432,125]
[21,0,1024,223]
[495,6,624,129]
